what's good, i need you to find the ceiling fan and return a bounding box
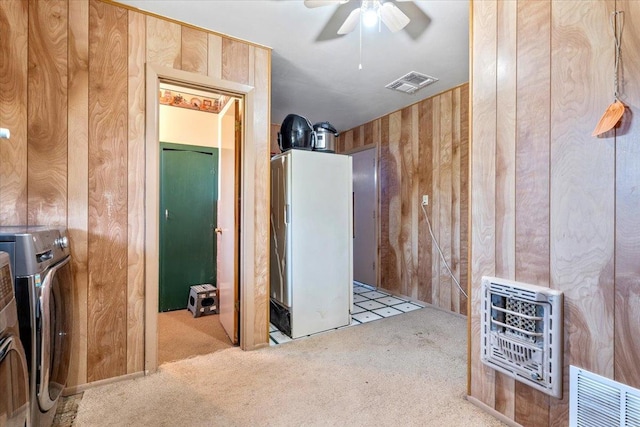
[304,0,412,35]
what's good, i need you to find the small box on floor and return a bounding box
[187,284,218,317]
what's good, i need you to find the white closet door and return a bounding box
[352,148,377,287]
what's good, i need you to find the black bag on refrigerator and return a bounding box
[277,114,316,152]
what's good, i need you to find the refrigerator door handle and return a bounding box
[285,204,290,224]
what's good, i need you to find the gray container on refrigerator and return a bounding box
[270,149,353,338]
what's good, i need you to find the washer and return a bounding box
[0,250,30,426]
[0,227,73,427]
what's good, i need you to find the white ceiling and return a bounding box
[118,0,469,133]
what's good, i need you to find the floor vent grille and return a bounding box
[385,71,438,94]
[481,276,563,398]
[570,366,640,427]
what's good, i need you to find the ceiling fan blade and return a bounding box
[379,2,410,33]
[304,0,349,8]
[337,8,361,34]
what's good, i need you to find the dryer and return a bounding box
[0,250,30,426]
[0,227,73,427]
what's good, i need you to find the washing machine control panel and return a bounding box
[0,252,13,311]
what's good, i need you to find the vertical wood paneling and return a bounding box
[352,125,362,149]
[372,119,381,145]
[270,123,280,155]
[614,0,640,390]
[0,0,28,225]
[386,111,402,296]
[450,88,461,313]
[514,2,552,425]
[67,2,89,385]
[207,33,222,79]
[27,0,68,226]
[495,373,515,420]
[495,0,517,283]
[438,92,453,311]
[251,46,271,347]
[470,0,497,408]
[248,45,256,86]
[363,121,376,147]
[417,98,433,304]
[515,0,551,286]
[336,119,381,153]
[379,115,391,293]
[222,38,249,85]
[87,0,128,382]
[181,26,207,75]
[516,385,550,427]
[459,84,469,317]
[67,0,89,388]
[146,15,181,68]
[410,105,419,300]
[550,5,615,425]
[399,107,413,297]
[127,9,145,375]
[493,0,517,415]
[430,98,441,306]
[342,129,354,152]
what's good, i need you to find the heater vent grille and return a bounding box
[481,276,563,398]
[570,366,640,427]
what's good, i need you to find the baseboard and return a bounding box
[63,371,145,396]
[465,395,523,427]
[419,301,467,320]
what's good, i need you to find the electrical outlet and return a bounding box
[422,195,429,206]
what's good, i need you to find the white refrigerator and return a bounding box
[270,149,353,338]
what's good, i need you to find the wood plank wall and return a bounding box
[337,84,469,315]
[270,123,280,155]
[470,1,640,426]
[0,0,270,387]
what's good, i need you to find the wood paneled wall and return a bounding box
[270,123,280,155]
[470,1,640,426]
[337,84,469,315]
[0,0,270,387]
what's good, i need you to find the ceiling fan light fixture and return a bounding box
[362,8,378,28]
[308,0,411,35]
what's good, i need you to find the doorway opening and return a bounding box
[145,65,256,374]
[155,81,240,364]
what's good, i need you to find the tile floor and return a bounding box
[269,282,424,345]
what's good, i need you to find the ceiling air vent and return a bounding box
[385,71,438,94]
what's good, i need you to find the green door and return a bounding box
[159,143,218,312]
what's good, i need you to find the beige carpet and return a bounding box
[75,307,505,426]
[158,310,233,365]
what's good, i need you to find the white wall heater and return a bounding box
[481,276,563,398]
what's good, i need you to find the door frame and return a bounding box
[145,64,257,374]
